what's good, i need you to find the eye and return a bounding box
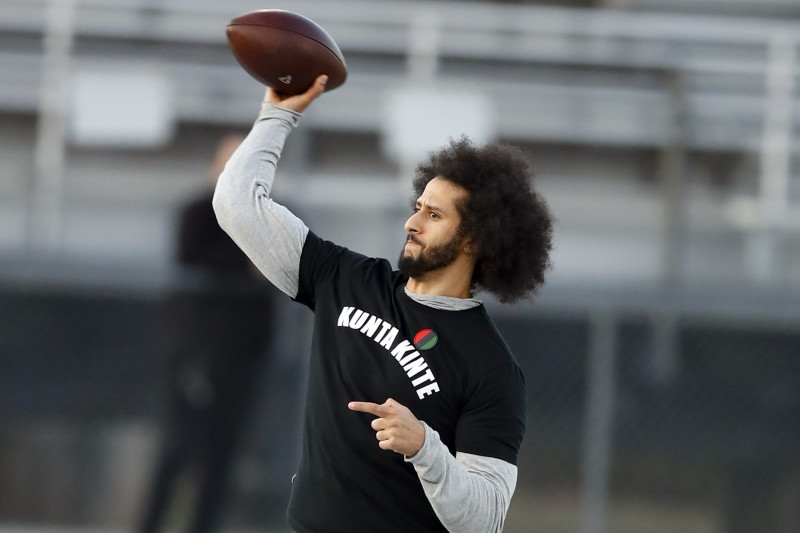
[429,211,440,219]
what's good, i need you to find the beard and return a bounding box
[397,232,463,279]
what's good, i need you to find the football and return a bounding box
[226,9,347,95]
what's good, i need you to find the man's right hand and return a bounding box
[265,74,328,113]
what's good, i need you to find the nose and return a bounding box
[405,210,421,235]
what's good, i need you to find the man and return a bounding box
[213,75,554,533]
[142,135,278,533]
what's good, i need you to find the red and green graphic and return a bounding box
[413,329,438,351]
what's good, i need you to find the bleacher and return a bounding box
[1,2,798,533]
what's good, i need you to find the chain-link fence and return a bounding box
[499,310,800,533]
[0,284,798,533]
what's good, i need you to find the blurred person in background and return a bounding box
[213,76,554,533]
[139,135,280,533]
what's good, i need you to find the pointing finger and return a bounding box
[348,401,385,416]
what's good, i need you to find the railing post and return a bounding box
[748,31,797,284]
[580,311,618,533]
[29,0,76,252]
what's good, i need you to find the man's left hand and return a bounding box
[348,398,425,457]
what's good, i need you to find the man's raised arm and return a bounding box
[212,75,328,297]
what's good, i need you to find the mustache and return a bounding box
[406,235,424,246]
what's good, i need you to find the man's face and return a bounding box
[398,177,468,279]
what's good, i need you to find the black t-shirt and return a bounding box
[287,232,526,533]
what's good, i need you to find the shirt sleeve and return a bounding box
[212,102,309,298]
[293,229,394,311]
[406,423,518,533]
[455,363,527,465]
[406,362,526,533]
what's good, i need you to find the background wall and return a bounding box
[0,1,798,532]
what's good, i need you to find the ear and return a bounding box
[463,239,476,255]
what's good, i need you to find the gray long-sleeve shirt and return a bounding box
[213,101,518,533]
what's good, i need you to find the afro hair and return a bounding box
[413,136,554,303]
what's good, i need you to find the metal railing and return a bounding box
[1,0,800,148]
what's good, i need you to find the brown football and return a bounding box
[226,10,347,95]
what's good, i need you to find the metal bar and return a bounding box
[659,70,688,285]
[749,31,797,283]
[29,0,76,251]
[580,311,618,533]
